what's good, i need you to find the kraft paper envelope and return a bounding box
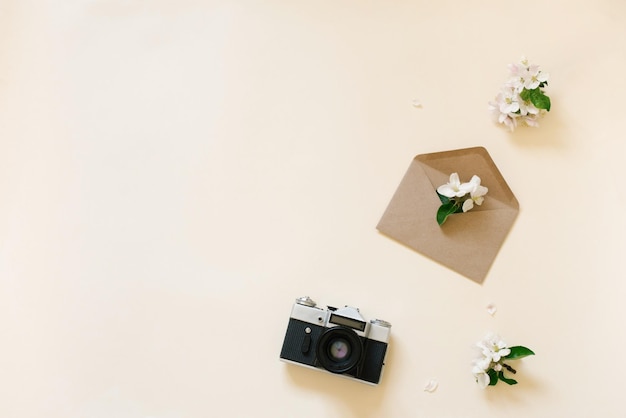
[376,147,519,284]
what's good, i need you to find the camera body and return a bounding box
[280,296,391,385]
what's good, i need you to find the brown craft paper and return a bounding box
[376,146,519,284]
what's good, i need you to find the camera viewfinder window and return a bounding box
[329,314,366,331]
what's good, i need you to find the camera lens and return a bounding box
[316,327,363,374]
[328,338,350,361]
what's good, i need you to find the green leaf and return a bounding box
[505,346,535,360]
[436,202,458,226]
[436,191,451,205]
[529,88,551,111]
[519,89,531,102]
[487,368,499,386]
[498,371,518,385]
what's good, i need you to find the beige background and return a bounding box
[2,1,625,417]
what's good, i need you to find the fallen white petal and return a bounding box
[486,303,497,316]
[423,379,438,392]
[412,99,422,108]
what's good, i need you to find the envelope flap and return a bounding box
[416,146,519,210]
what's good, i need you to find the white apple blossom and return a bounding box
[471,356,492,388]
[472,333,509,389]
[471,332,535,388]
[472,357,491,373]
[489,57,551,131]
[477,332,511,362]
[474,371,490,389]
[506,67,525,92]
[436,173,488,225]
[524,64,549,90]
[498,87,520,114]
[437,173,473,198]
[518,98,539,116]
[461,176,488,212]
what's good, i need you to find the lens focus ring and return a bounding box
[315,326,363,374]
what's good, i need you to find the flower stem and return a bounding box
[502,363,517,374]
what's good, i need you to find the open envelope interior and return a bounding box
[376,147,519,283]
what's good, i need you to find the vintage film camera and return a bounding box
[279,296,391,385]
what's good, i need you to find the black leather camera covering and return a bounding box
[280,318,388,384]
[280,318,325,366]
